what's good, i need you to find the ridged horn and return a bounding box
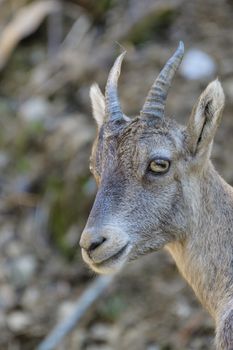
[105,51,126,121]
[140,41,184,119]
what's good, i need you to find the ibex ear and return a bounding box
[90,83,105,127]
[186,79,225,158]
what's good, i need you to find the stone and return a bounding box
[180,48,216,80]
[9,255,37,287]
[7,311,31,333]
[0,284,16,310]
[19,97,51,122]
[21,287,40,309]
[57,301,76,321]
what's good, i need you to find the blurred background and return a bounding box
[0,0,233,349]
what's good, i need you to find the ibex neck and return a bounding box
[167,163,233,320]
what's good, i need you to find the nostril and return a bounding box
[88,236,106,252]
[79,231,107,252]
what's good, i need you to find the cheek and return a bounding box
[122,183,179,230]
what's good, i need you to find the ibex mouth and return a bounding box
[84,242,131,274]
[95,242,129,265]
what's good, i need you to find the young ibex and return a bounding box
[79,42,233,349]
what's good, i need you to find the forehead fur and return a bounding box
[90,115,188,184]
[102,115,185,152]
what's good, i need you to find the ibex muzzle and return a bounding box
[80,179,131,273]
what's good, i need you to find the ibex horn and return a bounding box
[105,51,126,121]
[140,41,184,119]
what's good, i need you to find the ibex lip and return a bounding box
[84,242,131,274]
[81,240,131,274]
[94,242,130,266]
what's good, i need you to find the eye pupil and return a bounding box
[149,159,170,174]
[159,161,166,168]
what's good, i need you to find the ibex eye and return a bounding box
[149,159,170,174]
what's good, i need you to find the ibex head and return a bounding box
[80,42,225,274]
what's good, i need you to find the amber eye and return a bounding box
[148,159,170,174]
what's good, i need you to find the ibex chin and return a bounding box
[79,42,233,349]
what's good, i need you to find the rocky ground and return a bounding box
[1,0,233,349]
